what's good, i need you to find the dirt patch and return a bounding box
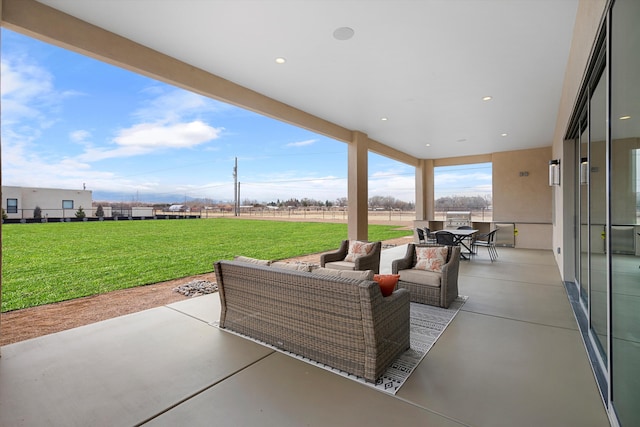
[0,236,412,346]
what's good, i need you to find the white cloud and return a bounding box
[133,86,229,122]
[285,139,316,147]
[115,120,220,148]
[77,120,223,162]
[70,129,91,143]
[369,171,415,201]
[0,54,57,132]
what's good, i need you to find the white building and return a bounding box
[2,186,93,220]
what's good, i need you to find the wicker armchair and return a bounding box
[320,240,382,274]
[391,244,460,308]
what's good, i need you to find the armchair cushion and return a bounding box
[398,269,442,287]
[414,246,448,272]
[321,261,357,271]
[344,240,376,262]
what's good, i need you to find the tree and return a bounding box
[95,204,105,218]
[335,197,348,208]
[435,196,491,211]
[75,206,86,219]
[33,206,42,219]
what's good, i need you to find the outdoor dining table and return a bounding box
[433,229,478,259]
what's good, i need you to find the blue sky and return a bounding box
[1,29,491,205]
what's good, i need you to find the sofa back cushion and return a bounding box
[271,261,313,272]
[344,240,376,262]
[311,266,374,281]
[414,246,449,272]
[234,255,271,266]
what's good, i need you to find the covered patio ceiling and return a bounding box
[20,0,578,160]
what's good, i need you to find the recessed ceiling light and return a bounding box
[501,133,508,137]
[333,27,355,41]
[275,57,286,64]
[425,143,431,147]
[381,117,388,121]
[619,115,631,120]
[482,96,493,101]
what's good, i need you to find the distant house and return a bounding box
[2,186,93,220]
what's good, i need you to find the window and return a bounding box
[62,200,74,209]
[7,198,18,214]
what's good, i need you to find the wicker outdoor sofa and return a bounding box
[214,259,410,382]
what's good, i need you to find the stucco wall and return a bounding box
[552,0,608,279]
[491,147,553,249]
[493,147,552,224]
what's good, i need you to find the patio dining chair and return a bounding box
[435,230,457,246]
[424,227,437,244]
[472,229,498,261]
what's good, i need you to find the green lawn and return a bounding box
[1,218,410,312]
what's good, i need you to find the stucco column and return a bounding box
[347,132,369,241]
[415,159,434,220]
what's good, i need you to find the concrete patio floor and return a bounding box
[0,245,610,426]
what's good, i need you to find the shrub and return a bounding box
[75,206,86,219]
[33,206,42,219]
[95,204,104,218]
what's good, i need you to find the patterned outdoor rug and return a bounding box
[213,295,467,395]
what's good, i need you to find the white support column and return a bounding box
[347,132,369,241]
[415,159,434,221]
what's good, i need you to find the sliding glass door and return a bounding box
[570,0,639,424]
[610,0,640,424]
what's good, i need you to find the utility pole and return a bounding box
[238,182,241,216]
[233,157,238,216]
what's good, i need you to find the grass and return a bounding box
[1,218,411,312]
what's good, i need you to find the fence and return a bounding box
[5,206,493,224]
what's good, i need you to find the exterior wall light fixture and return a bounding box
[580,157,589,185]
[549,159,560,186]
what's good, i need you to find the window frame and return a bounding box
[7,198,18,214]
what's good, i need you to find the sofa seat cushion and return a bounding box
[398,268,442,287]
[323,260,356,271]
